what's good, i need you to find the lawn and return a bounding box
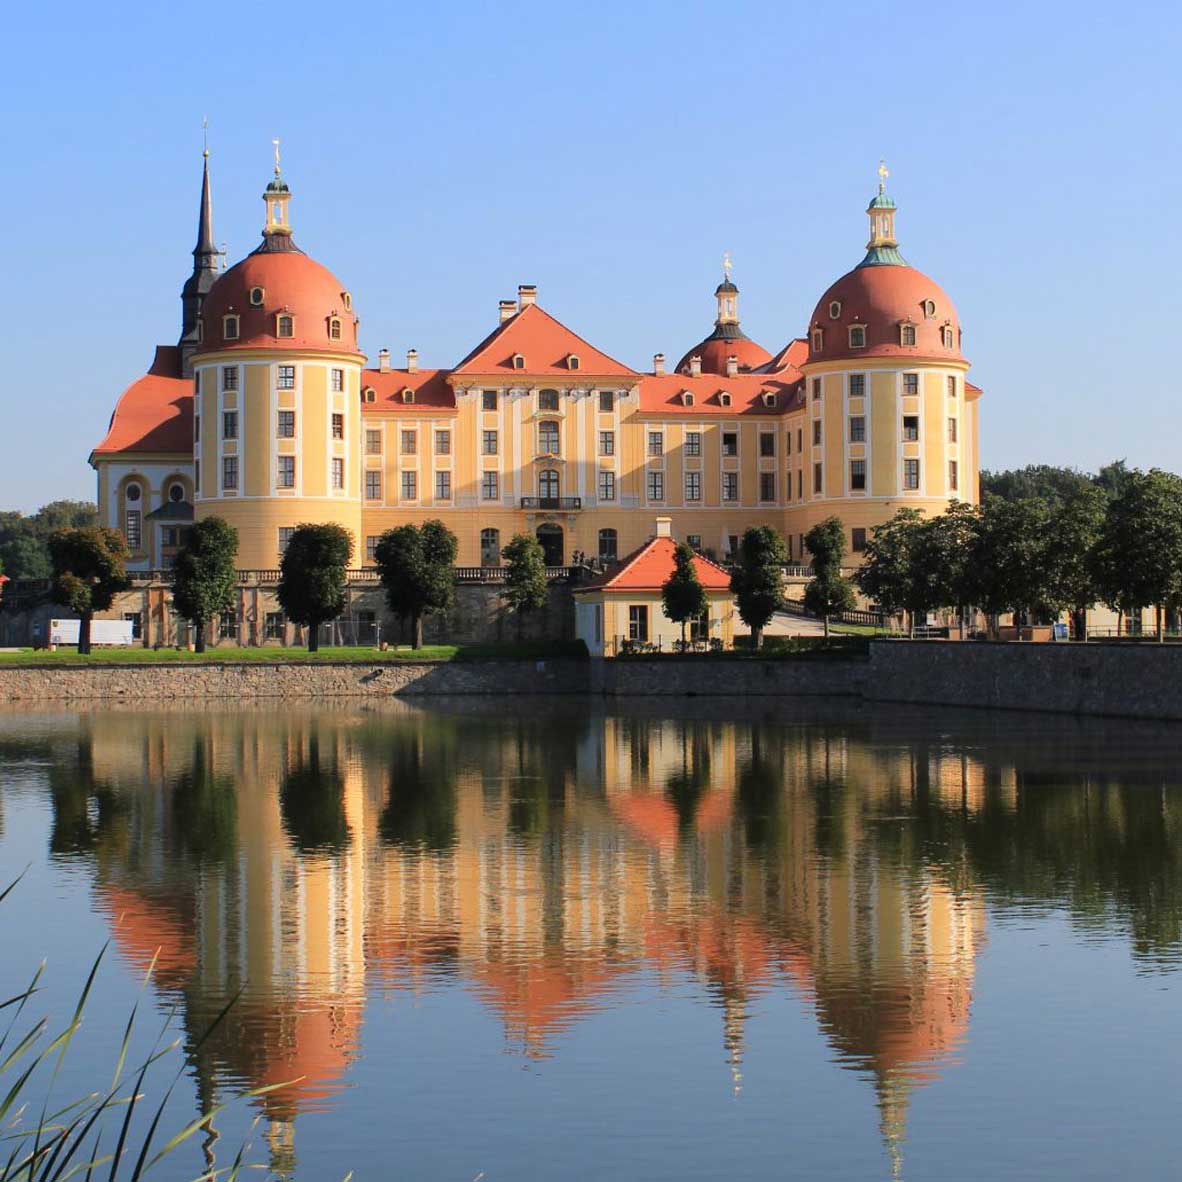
[0,641,588,666]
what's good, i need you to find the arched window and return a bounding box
[718,391,732,407]
[223,314,239,340]
[277,314,294,338]
[942,325,955,348]
[328,317,342,340]
[538,420,560,454]
[899,322,916,346]
[539,469,560,502]
[811,328,823,352]
[480,528,501,567]
[567,354,580,370]
[681,390,694,406]
[342,291,352,312]
[512,353,525,369]
[598,528,618,563]
[402,388,415,404]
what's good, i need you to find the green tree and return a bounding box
[1047,483,1107,639]
[803,517,856,636]
[375,519,458,649]
[964,496,1055,635]
[661,542,708,645]
[170,517,238,652]
[501,533,549,640]
[911,500,980,636]
[1091,469,1182,640]
[730,525,787,648]
[47,526,130,654]
[855,508,925,634]
[1095,459,1135,501]
[0,501,98,581]
[0,535,49,581]
[979,464,1094,504]
[276,523,353,651]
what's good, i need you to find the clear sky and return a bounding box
[1,0,1179,511]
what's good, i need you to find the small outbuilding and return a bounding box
[574,518,736,655]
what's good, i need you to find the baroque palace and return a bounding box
[90,153,981,573]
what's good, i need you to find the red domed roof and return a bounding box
[199,246,360,355]
[676,329,772,376]
[807,264,964,365]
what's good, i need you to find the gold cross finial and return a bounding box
[722,251,733,279]
[878,159,889,191]
[272,137,281,177]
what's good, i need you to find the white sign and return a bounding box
[49,619,135,647]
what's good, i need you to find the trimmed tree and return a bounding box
[501,533,548,640]
[171,517,238,652]
[964,496,1055,636]
[1048,483,1107,639]
[911,500,980,637]
[855,509,924,635]
[730,525,787,649]
[47,526,130,654]
[803,517,855,636]
[276,523,353,651]
[662,542,708,646]
[375,519,458,649]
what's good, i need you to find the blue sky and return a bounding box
[1,0,1179,511]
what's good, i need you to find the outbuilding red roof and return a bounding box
[360,368,456,414]
[575,535,732,594]
[637,372,803,417]
[91,346,193,457]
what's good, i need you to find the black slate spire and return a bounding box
[180,148,224,376]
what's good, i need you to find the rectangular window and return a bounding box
[332,413,344,440]
[852,527,867,553]
[435,471,451,500]
[689,610,710,642]
[482,470,499,500]
[849,415,865,442]
[219,612,238,641]
[277,410,295,438]
[728,535,739,557]
[222,456,238,490]
[785,430,792,457]
[812,378,821,401]
[813,462,823,494]
[401,471,417,500]
[722,432,738,457]
[435,430,451,455]
[401,430,416,455]
[687,534,702,551]
[685,471,701,502]
[539,390,559,411]
[812,420,822,446]
[759,472,776,502]
[628,605,649,642]
[849,374,865,397]
[125,510,141,549]
[947,375,957,398]
[598,470,616,501]
[221,366,238,391]
[948,417,958,443]
[796,428,802,453]
[647,471,664,501]
[331,368,344,392]
[538,421,559,453]
[123,611,143,640]
[722,472,739,502]
[365,470,381,500]
[759,433,775,457]
[648,431,664,457]
[277,365,295,390]
[904,458,920,490]
[278,456,295,488]
[278,527,295,552]
[903,373,919,396]
[483,430,498,455]
[599,430,615,456]
[194,415,200,443]
[948,459,959,491]
[685,431,701,456]
[223,410,238,439]
[365,429,381,455]
[902,415,919,441]
[365,535,379,562]
[599,390,613,413]
[265,611,285,641]
[850,459,866,491]
[482,389,497,411]
[331,459,343,490]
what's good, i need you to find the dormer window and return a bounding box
[762,392,778,408]
[328,317,342,341]
[249,287,265,306]
[899,321,917,346]
[718,391,732,407]
[681,390,694,406]
[276,314,294,338]
[223,314,239,340]
[921,299,936,319]
[342,292,352,312]
[402,388,415,404]
[362,387,376,404]
[811,328,824,352]
[849,325,866,348]
[567,354,580,371]
[828,300,842,319]
[941,324,954,348]
[512,353,525,370]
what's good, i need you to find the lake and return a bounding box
[0,699,1179,1181]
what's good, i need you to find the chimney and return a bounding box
[689,355,702,378]
[653,353,666,376]
[655,517,673,538]
[378,348,390,373]
[725,355,739,378]
[498,299,517,324]
[518,284,537,309]
[406,348,419,374]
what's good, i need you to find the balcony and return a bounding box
[520,496,582,510]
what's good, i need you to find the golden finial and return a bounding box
[202,116,209,159]
[877,159,890,192]
[722,251,733,280]
[272,137,282,178]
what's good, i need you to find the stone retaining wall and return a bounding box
[601,657,863,697]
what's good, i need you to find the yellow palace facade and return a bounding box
[91,155,981,571]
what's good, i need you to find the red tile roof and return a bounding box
[91,346,193,457]
[360,368,456,415]
[451,303,637,378]
[759,337,809,374]
[637,372,804,417]
[575,535,732,594]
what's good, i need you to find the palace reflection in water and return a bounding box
[24,701,1182,1179]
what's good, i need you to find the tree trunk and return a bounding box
[194,620,206,653]
[308,623,320,652]
[1157,604,1164,643]
[908,611,916,639]
[681,621,687,646]
[78,612,92,656]
[752,626,762,650]
[823,614,830,638]
[1117,608,1124,637]
[414,614,424,651]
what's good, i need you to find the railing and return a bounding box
[519,497,582,510]
[779,600,888,629]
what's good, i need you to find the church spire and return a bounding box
[180,132,224,376]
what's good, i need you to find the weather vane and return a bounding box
[722,251,733,279]
[878,159,890,190]
[272,137,281,177]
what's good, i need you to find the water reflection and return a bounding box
[22,701,1182,1178]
